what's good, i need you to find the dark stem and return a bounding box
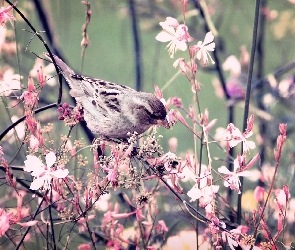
[256,0,267,190]
[129,0,142,91]
[48,188,57,250]
[238,0,262,224]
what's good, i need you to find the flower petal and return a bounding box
[205,42,215,51]
[51,169,69,179]
[203,31,214,45]
[187,185,202,202]
[218,166,232,175]
[156,31,174,42]
[30,176,46,190]
[24,156,39,171]
[176,40,188,51]
[45,152,56,168]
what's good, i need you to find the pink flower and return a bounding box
[254,186,265,202]
[0,208,13,236]
[187,184,220,205]
[226,236,238,250]
[154,220,168,235]
[226,116,256,152]
[0,4,16,26]
[187,165,219,204]
[218,155,253,193]
[156,17,193,58]
[275,188,290,208]
[226,78,246,99]
[78,244,91,250]
[29,135,40,152]
[173,58,190,75]
[193,31,215,65]
[102,165,118,186]
[30,57,56,86]
[24,152,69,190]
[167,97,182,108]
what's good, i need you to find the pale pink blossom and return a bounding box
[223,55,241,77]
[226,118,256,152]
[0,208,13,236]
[194,31,215,65]
[226,236,238,250]
[29,135,40,152]
[30,57,56,86]
[24,152,69,190]
[154,84,163,100]
[156,17,193,58]
[78,244,91,250]
[154,220,168,234]
[187,165,219,204]
[101,165,118,186]
[0,4,16,26]
[173,58,189,74]
[254,186,265,202]
[208,216,226,234]
[275,188,290,208]
[77,214,96,233]
[218,155,253,194]
[0,68,21,96]
[167,97,182,108]
[187,184,219,204]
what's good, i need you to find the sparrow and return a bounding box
[45,53,169,138]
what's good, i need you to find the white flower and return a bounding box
[196,31,215,65]
[24,152,69,190]
[156,17,193,58]
[187,165,219,203]
[227,123,256,152]
[218,156,252,193]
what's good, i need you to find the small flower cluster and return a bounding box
[57,102,84,127]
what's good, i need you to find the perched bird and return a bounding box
[45,53,169,138]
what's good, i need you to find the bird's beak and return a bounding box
[157,117,170,129]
